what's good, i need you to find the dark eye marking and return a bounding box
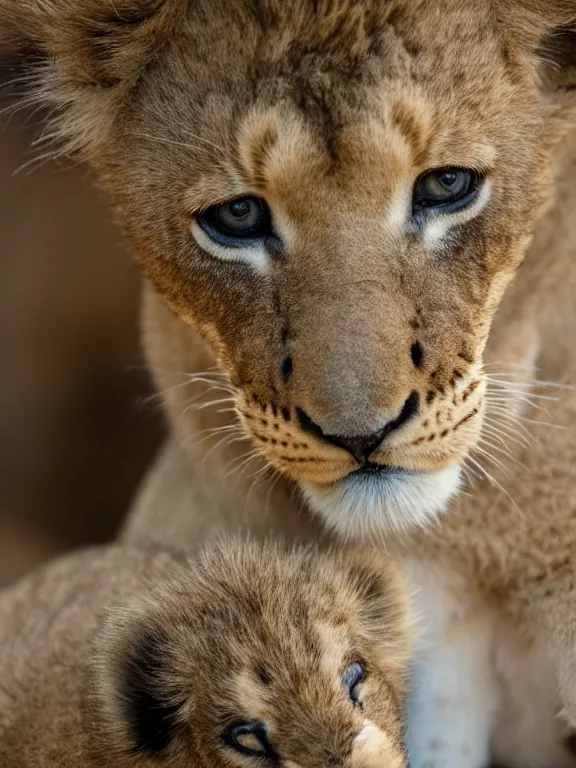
[342,662,365,708]
[222,721,279,761]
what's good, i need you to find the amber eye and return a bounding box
[222,721,278,761]
[342,662,365,707]
[412,168,482,214]
[198,196,271,246]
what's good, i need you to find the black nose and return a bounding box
[296,392,419,465]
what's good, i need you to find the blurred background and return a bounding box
[0,61,164,586]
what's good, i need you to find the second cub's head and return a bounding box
[4,0,576,534]
[92,539,410,768]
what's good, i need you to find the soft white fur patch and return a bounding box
[355,723,383,745]
[404,559,573,768]
[301,465,461,539]
[422,179,493,250]
[404,560,499,768]
[191,220,269,274]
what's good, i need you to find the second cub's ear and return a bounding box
[0,0,186,87]
[91,598,186,761]
[341,549,413,672]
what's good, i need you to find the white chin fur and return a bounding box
[301,466,461,540]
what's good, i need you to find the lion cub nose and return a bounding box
[296,392,419,464]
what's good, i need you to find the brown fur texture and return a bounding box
[2,1,576,766]
[0,539,410,768]
[1,0,574,503]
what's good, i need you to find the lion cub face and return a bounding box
[95,542,410,768]
[6,0,575,534]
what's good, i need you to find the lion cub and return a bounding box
[0,539,410,767]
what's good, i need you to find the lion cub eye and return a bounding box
[222,721,279,761]
[342,662,365,707]
[198,196,271,247]
[413,167,482,214]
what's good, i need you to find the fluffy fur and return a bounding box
[2,0,576,765]
[0,539,411,767]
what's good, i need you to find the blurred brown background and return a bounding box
[0,65,164,586]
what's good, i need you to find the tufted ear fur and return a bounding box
[497,1,576,153]
[505,1,576,91]
[91,598,187,761]
[543,27,576,91]
[0,0,185,85]
[0,0,186,158]
[340,548,413,676]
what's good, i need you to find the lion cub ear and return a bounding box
[340,548,413,674]
[92,599,186,760]
[0,0,186,159]
[508,1,576,92]
[504,1,576,148]
[1,0,185,87]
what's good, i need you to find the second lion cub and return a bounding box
[0,538,411,767]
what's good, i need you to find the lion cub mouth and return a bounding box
[350,463,401,477]
[301,464,462,538]
[231,370,485,536]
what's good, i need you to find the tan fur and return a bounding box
[4,0,573,486]
[0,539,410,767]
[2,0,576,763]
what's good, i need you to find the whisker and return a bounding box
[464,455,520,513]
[178,391,232,422]
[195,396,237,411]
[459,462,479,491]
[482,361,535,370]
[244,464,275,515]
[182,128,228,155]
[485,374,573,390]
[146,365,230,381]
[472,445,510,475]
[223,449,263,479]
[477,438,527,470]
[484,401,534,418]
[485,404,559,430]
[483,419,538,448]
[134,131,225,156]
[201,433,245,464]
[194,425,245,448]
[486,387,558,402]
[264,471,283,516]
[514,416,566,430]
[143,378,211,405]
[486,395,550,413]
[481,420,530,448]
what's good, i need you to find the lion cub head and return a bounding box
[3,0,575,534]
[91,540,410,767]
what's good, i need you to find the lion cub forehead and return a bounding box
[179,2,510,218]
[180,103,495,252]
[184,84,497,226]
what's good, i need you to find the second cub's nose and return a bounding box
[296,392,419,464]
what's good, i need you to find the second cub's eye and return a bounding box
[198,196,271,245]
[222,721,278,761]
[413,168,481,213]
[342,662,365,707]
